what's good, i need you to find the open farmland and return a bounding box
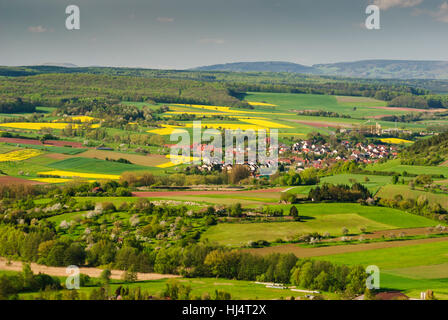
[1,66,448,301]
[0,149,42,162]
[201,203,438,246]
[46,157,161,175]
[311,239,448,299]
[366,159,448,176]
[376,184,448,208]
[80,149,168,167]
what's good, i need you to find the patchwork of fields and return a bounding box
[1,89,448,300]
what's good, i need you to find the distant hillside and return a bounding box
[401,132,448,166]
[41,62,79,68]
[0,73,245,107]
[314,60,448,80]
[193,60,448,80]
[193,61,317,73]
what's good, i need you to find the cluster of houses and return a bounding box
[279,140,399,170]
[166,139,399,175]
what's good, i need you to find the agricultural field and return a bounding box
[1,70,448,302]
[376,184,448,208]
[366,159,448,176]
[201,203,438,246]
[319,173,403,195]
[313,240,448,299]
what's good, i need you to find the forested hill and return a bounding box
[192,61,316,73]
[401,131,448,166]
[315,60,448,80]
[0,73,245,107]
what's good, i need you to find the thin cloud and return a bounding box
[198,38,225,45]
[414,1,448,23]
[372,0,423,10]
[156,17,174,23]
[28,25,47,33]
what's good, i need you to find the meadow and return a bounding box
[201,203,437,246]
[376,184,448,207]
[366,159,448,176]
[313,240,448,299]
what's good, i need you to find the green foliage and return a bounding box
[309,183,372,202]
[401,131,448,166]
[290,259,367,294]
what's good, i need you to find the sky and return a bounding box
[0,0,448,69]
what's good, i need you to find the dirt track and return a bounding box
[0,258,180,281]
[245,236,448,258]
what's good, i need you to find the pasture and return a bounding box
[48,157,160,175]
[201,203,438,246]
[366,159,448,177]
[376,184,448,208]
[312,239,448,298]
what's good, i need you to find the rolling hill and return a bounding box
[193,60,448,79]
[192,61,316,73]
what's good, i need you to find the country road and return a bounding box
[0,258,180,281]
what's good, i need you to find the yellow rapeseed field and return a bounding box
[0,122,100,130]
[147,124,185,135]
[53,116,98,123]
[237,118,293,129]
[172,104,264,115]
[380,138,413,144]
[184,123,263,131]
[247,101,278,107]
[30,178,73,183]
[0,149,42,162]
[37,170,120,180]
[157,154,201,167]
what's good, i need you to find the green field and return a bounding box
[1,143,87,155]
[376,184,448,207]
[49,157,160,174]
[366,159,448,177]
[313,240,448,298]
[319,173,404,195]
[244,92,405,118]
[15,276,338,300]
[201,203,437,246]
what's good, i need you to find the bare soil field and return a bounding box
[45,153,72,160]
[81,149,167,167]
[0,258,180,281]
[335,96,383,104]
[283,119,353,128]
[371,106,446,113]
[133,188,285,197]
[245,236,448,258]
[45,140,85,148]
[330,227,447,242]
[0,176,44,185]
[0,137,84,148]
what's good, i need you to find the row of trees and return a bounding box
[308,183,372,202]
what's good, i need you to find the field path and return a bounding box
[245,236,448,258]
[0,258,180,281]
[133,188,285,197]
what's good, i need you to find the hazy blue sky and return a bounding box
[0,0,447,68]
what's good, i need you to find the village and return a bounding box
[185,139,399,176]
